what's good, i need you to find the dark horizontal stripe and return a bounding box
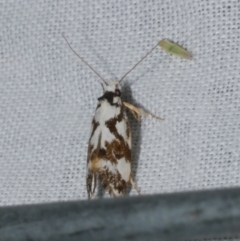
[98,91,120,106]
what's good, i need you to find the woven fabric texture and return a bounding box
[0,0,239,206]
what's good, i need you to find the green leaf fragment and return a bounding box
[158,39,192,60]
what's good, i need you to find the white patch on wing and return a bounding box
[95,101,121,123]
[89,126,101,149]
[100,127,115,148]
[116,158,131,181]
[115,119,128,140]
[90,125,116,150]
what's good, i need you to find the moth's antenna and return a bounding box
[119,42,159,83]
[62,32,107,85]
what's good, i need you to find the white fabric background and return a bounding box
[0,0,239,207]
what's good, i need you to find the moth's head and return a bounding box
[101,79,121,97]
[97,79,122,105]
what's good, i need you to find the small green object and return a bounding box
[159,39,192,60]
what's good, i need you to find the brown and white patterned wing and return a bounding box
[87,98,132,198]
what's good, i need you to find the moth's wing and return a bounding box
[89,104,133,197]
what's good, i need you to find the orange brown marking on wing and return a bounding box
[89,139,131,165]
[90,153,101,171]
[105,107,125,142]
[105,140,131,163]
[105,108,124,140]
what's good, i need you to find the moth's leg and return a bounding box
[86,171,97,199]
[107,186,116,198]
[123,101,163,120]
[92,172,97,196]
[86,172,93,199]
[110,189,116,198]
[86,172,92,199]
[130,176,141,195]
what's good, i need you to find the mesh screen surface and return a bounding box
[0,0,239,211]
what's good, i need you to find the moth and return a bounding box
[159,39,192,60]
[62,33,162,198]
